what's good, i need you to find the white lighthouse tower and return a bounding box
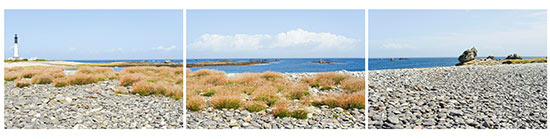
[8,34,23,61]
[14,34,19,57]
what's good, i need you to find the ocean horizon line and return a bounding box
[186,57,365,59]
[369,56,547,59]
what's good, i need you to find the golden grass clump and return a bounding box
[252,85,280,106]
[31,74,54,84]
[198,74,228,85]
[65,74,98,85]
[53,78,69,87]
[21,66,64,78]
[285,83,310,100]
[304,72,350,88]
[245,101,268,112]
[313,93,365,109]
[5,67,24,81]
[119,73,146,86]
[187,93,206,111]
[5,67,24,72]
[5,72,20,81]
[229,73,261,84]
[162,82,183,100]
[210,92,244,109]
[272,100,291,118]
[76,67,117,81]
[340,78,365,93]
[191,69,226,77]
[131,80,165,96]
[260,71,284,80]
[15,79,31,88]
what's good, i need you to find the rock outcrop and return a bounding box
[458,47,478,63]
[487,56,495,60]
[506,54,522,59]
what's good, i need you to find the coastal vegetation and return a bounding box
[4,66,183,100]
[186,69,365,119]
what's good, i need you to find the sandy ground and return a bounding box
[4,61,84,68]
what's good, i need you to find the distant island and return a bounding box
[187,59,270,67]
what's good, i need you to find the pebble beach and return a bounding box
[368,63,547,129]
[4,80,184,129]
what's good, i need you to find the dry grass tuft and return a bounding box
[187,93,206,111]
[285,83,310,100]
[210,92,244,109]
[119,73,146,86]
[191,69,226,77]
[272,100,291,118]
[131,80,165,96]
[245,101,268,112]
[252,86,280,106]
[313,93,365,109]
[5,72,20,81]
[260,71,284,80]
[31,74,54,84]
[340,78,365,93]
[15,79,31,88]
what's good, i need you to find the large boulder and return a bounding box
[505,53,522,59]
[458,47,478,63]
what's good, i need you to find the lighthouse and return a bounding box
[7,34,23,61]
[14,34,19,57]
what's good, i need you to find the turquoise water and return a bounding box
[187,58,365,73]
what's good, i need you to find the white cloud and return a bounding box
[189,28,359,52]
[152,45,177,51]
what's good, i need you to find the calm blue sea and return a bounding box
[187,58,365,73]
[368,57,541,70]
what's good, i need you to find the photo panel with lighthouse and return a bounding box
[3,10,184,129]
[186,10,366,129]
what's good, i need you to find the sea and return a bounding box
[368,57,542,70]
[63,59,183,72]
[187,58,365,73]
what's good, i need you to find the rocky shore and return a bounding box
[187,106,365,129]
[4,80,184,129]
[186,71,366,129]
[368,63,547,129]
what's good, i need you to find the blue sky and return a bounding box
[369,10,547,58]
[4,10,183,60]
[187,10,365,59]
